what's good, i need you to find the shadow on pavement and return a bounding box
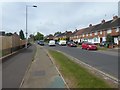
[2,45,34,63]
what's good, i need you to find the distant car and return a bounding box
[38,40,44,46]
[59,40,66,46]
[81,42,97,50]
[67,42,77,47]
[49,40,56,46]
[55,41,59,45]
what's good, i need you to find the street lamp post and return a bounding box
[25,5,37,48]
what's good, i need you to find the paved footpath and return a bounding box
[21,45,66,88]
[2,44,36,88]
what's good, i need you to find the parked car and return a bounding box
[48,40,56,46]
[55,41,59,45]
[81,42,97,50]
[67,42,77,47]
[59,40,66,46]
[38,40,44,46]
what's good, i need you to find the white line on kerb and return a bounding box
[56,50,118,84]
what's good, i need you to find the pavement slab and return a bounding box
[2,44,36,88]
[21,45,66,88]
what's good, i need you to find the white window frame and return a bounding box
[90,33,92,36]
[94,32,98,35]
[86,34,88,36]
[107,29,112,34]
[116,27,119,32]
[82,34,84,37]
[100,31,102,34]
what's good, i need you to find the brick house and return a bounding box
[54,31,72,41]
[45,34,54,40]
[70,16,120,46]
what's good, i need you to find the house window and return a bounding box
[94,37,98,42]
[82,34,84,37]
[100,31,102,34]
[116,27,119,32]
[107,29,111,34]
[94,32,98,35]
[90,33,92,36]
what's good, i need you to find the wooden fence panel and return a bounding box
[1,36,12,50]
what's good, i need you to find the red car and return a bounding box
[81,42,97,50]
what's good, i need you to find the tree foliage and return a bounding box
[106,34,114,44]
[54,31,61,36]
[34,32,44,40]
[19,30,25,40]
[6,33,13,36]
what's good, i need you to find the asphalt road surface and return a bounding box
[2,44,36,88]
[45,45,118,79]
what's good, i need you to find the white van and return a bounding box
[48,40,56,46]
[59,40,66,46]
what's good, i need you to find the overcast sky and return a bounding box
[1,1,119,36]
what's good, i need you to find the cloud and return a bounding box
[2,2,118,36]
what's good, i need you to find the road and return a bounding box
[2,44,36,88]
[45,45,118,79]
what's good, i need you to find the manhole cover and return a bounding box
[33,70,46,76]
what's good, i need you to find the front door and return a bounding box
[100,38,102,43]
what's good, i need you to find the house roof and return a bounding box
[70,30,79,36]
[56,33,66,37]
[91,17,120,32]
[92,20,112,32]
[74,29,85,35]
[56,16,120,38]
[77,17,120,34]
[110,18,120,28]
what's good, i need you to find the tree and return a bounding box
[29,34,34,38]
[34,32,44,40]
[29,34,35,41]
[6,32,13,36]
[106,34,114,45]
[54,31,61,36]
[19,30,25,40]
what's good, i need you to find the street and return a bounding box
[2,45,36,88]
[45,45,118,79]
[2,43,119,88]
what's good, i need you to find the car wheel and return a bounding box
[87,48,89,50]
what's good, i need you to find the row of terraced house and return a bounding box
[53,16,120,47]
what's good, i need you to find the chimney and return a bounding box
[113,15,118,21]
[75,29,78,32]
[89,24,92,27]
[101,19,105,24]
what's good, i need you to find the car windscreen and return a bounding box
[87,43,94,45]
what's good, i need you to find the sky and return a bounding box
[1,1,119,36]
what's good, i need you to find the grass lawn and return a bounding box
[49,50,111,88]
[97,46,108,51]
[0,51,2,58]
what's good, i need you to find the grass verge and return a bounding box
[97,46,108,51]
[49,49,111,88]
